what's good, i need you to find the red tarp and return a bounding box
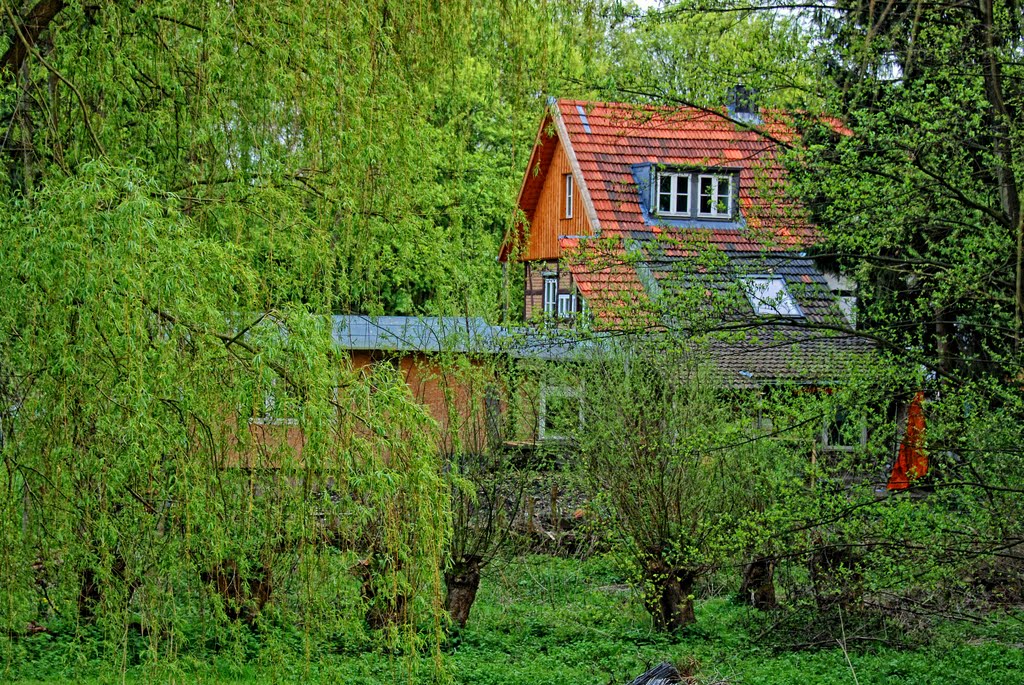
[888,391,927,491]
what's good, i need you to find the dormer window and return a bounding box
[649,169,737,221]
[699,175,733,217]
[741,276,802,317]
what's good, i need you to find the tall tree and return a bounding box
[792,0,1024,381]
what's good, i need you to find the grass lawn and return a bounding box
[5,554,1024,683]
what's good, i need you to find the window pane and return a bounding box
[558,294,573,318]
[715,176,730,214]
[544,277,557,315]
[675,176,688,214]
[699,176,713,213]
[658,175,672,213]
[742,277,801,317]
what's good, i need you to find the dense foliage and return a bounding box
[577,0,1024,643]
[0,0,605,676]
[7,555,1024,684]
[3,0,1024,680]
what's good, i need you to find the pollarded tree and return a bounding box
[428,352,530,628]
[572,340,783,631]
[0,2,606,671]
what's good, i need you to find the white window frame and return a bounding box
[698,174,733,218]
[543,276,558,317]
[538,385,584,441]
[557,292,577,319]
[653,171,691,217]
[564,174,574,219]
[741,276,803,318]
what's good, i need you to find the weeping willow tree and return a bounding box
[0,161,454,676]
[0,0,612,676]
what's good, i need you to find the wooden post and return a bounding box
[550,483,559,533]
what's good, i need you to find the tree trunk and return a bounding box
[201,558,273,626]
[357,557,409,630]
[642,560,696,632]
[444,554,482,628]
[810,543,862,612]
[976,0,1023,349]
[1,0,66,77]
[739,557,777,610]
[77,555,134,621]
[77,567,100,620]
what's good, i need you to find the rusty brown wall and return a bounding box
[229,351,497,468]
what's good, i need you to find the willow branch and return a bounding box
[2,0,105,157]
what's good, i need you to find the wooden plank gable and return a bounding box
[521,139,594,261]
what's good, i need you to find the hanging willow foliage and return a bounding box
[0,0,624,675]
[0,159,451,673]
[0,0,564,676]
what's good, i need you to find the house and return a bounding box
[493,96,906,470]
[499,97,868,390]
[330,315,604,450]
[332,315,506,456]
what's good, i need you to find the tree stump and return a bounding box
[445,554,483,628]
[739,557,777,610]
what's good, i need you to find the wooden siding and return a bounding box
[350,351,493,456]
[230,350,497,467]
[521,140,593,261]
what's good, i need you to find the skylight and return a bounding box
[575,104,592,134]
[741,277,802,317]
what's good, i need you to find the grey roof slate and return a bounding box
[705,325,873,389]
[644,250,848,325]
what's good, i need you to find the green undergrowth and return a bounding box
[5,555,1024,684]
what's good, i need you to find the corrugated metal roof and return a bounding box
[332,315,502,354]
[331,316,606,361]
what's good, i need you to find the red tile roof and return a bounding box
[546,99,821,319]
[556,99,815,252]
[502,101,868,378]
